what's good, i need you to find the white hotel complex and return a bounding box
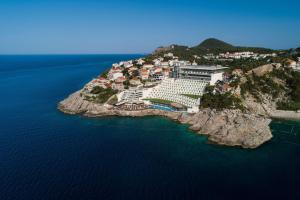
[115,61,228,113]
[144,64,228,113]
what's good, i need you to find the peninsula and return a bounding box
[58,38,300,148]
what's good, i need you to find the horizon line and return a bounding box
[0,53,149,56]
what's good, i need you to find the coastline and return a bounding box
[58,90,274,149]
[270,110,300,121]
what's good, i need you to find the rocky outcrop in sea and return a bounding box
[58,90,273,149]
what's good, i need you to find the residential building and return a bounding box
[136,58,145,66]
[109,72,124,81]
[143,64,154,69]
[159,62,170,68]
[115,76,126,84]
[139,68,149,80]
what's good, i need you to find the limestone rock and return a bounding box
[58,90,273,149]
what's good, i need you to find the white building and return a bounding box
[285,59,297,69]
[136,58,145,65]
[143,64,154,69]
[143,64,227,112]
[119,87,144,104]
[144,78,206,112]
[112,63,120,68]
[172,65,227,85]
[153,58,163,66]
[164,53,174,58]
[110,72,123,80]
[120,60,133,68]
[159,62,170,68]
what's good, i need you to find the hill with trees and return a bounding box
[152,38,277,61]
[195,38,234,50]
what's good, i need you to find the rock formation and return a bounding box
[58,90,273,149]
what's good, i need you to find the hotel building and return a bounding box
[172,65,228,85]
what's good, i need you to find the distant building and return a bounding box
[143,64,154,69]
[203,53,215,60]
[285,59,297,69]
[128,67,138,76]
[159,62,170,68]
[162,68,171,78]
[136,58,145,66]
[152,66,162,74]
[139,68,149,80]
[115,76,126,83]
[164,53,174,58]
[109,72,123,81]
[112,63,120,68]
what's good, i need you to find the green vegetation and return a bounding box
[277,70,300,111]
[196,38,233,50]
[181,94,201,99]
[100,69,110,78]
[91,86,104,94]
[88,86,117,104]
[150,38,276,62]
[200,86,244,111]
[107,95,118,105]
[277,101,300,111]
[226,58,269,72]
[240,72,285,101]
[286,71,300,102]
[239,67,300,111]
[143,98,173,105]
[122,68,130,77]
[124,80,130,89]
[229,77,240,88]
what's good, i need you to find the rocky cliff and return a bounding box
[58,90,273,149]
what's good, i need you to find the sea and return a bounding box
[1,55,300,200]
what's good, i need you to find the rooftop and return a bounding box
[180,65,228,71]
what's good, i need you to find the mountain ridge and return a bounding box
[153,38,276,56]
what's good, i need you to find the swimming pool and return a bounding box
[150,104,176,112]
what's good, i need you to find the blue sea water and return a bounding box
[1,55,300,200]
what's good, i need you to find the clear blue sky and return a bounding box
[0,0,299,54]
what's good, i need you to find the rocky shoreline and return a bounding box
[58,90,274,149]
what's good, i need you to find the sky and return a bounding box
[0,0,300,54]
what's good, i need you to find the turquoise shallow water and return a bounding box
[0,55,300,200]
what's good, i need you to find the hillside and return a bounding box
[195,38,234,50]
[152,38,276,61]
